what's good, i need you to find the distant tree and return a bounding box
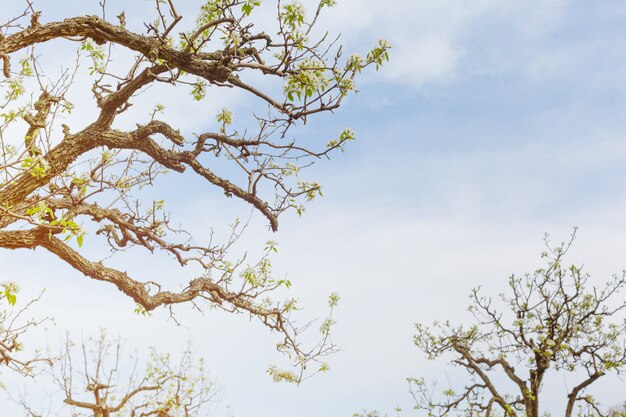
[18,331,219,417]
[352,408,402,417]
[0,0,388,381]
[352,411,381,417]
[607,401,626,417]
[411,231,626,417]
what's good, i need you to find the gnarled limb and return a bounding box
[0,0,387,381]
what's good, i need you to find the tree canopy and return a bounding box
[411,232,626,417]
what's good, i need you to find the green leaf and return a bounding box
[6,292,16,306]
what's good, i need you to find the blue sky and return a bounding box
[2,0,626,416]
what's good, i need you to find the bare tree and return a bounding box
[0,0,388,380]
[411,231,626,417]
[20,330,219,417]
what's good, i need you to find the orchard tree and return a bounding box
[411,232,626,417]
[0,0,388,382]
[17,331,219,417]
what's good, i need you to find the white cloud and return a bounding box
[322,0,481,87]
[382,37,463,87]
[317,0,580,88]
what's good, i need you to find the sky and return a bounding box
[2,0,626,416]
